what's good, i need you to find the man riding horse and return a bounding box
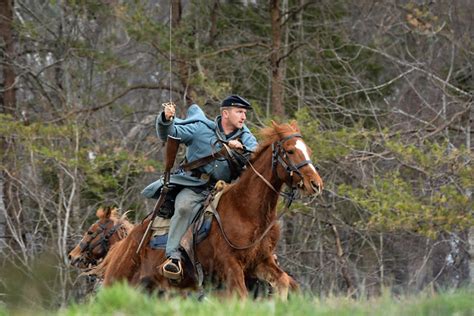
[142,95,258,279]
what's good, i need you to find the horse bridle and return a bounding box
[271,133,314,184]
[79,220,125,264]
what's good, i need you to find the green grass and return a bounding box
[3,283,474,316]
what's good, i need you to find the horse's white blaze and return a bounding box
[295,139,317,173]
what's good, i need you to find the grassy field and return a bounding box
[1,283,473,316]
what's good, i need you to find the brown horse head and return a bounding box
[68,206,133,269]
[259,120,323,195]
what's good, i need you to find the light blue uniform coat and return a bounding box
[142,104,258,198]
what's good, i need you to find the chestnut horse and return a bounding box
[92,121,323,297]
[68,206,133,270]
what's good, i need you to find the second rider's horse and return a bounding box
[68,206,133,269]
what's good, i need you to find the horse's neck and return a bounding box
[230,146,283,221]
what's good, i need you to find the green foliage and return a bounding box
[287,110,473,237]
[338,142,473,238]
[294,108,378,163]
[81,147,158,202]
[124,4,166,44]
[0,115,74,140]
[53,284,474,316]
[0,114,154,207]
[0,251,66,313]
[385,138,467,174]
[2,282,473,315]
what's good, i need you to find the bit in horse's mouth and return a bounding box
[297,180,304,189]
[296,179,321,194]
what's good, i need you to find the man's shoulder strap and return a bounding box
[180,146,229,171]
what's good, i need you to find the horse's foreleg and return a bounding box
[254,257,299,300]
[137,252,158,293]
[137,248,168,293]
[103,238,141,286]
[222,260,248,298]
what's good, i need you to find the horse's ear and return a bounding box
[96,207,106,219]
[96,206,112,219]
[290,120,300,132]
[271,120,283,134]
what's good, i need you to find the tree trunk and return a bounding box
[269,0,285,117]
[0,0,21,254]
[0,0,16,113]
[208,0,219,46]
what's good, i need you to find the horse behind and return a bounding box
[68,206,133,270]
[92,120,323,298]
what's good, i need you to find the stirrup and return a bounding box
[161,258,183,281]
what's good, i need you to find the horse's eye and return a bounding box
[287,150,295,155]
[87,231,93,235]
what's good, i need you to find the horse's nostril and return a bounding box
[311,180,322,193]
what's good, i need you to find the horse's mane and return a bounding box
[219,121,301,194]
[96,206,134,232]
[251,120,300,160]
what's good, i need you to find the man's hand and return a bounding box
[228,139,243,150]
[163,102,176,121]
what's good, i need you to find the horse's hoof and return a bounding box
[197,290,206,301]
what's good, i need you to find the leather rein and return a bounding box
[209,133,314,250]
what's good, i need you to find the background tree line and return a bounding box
[0,0,472,308]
